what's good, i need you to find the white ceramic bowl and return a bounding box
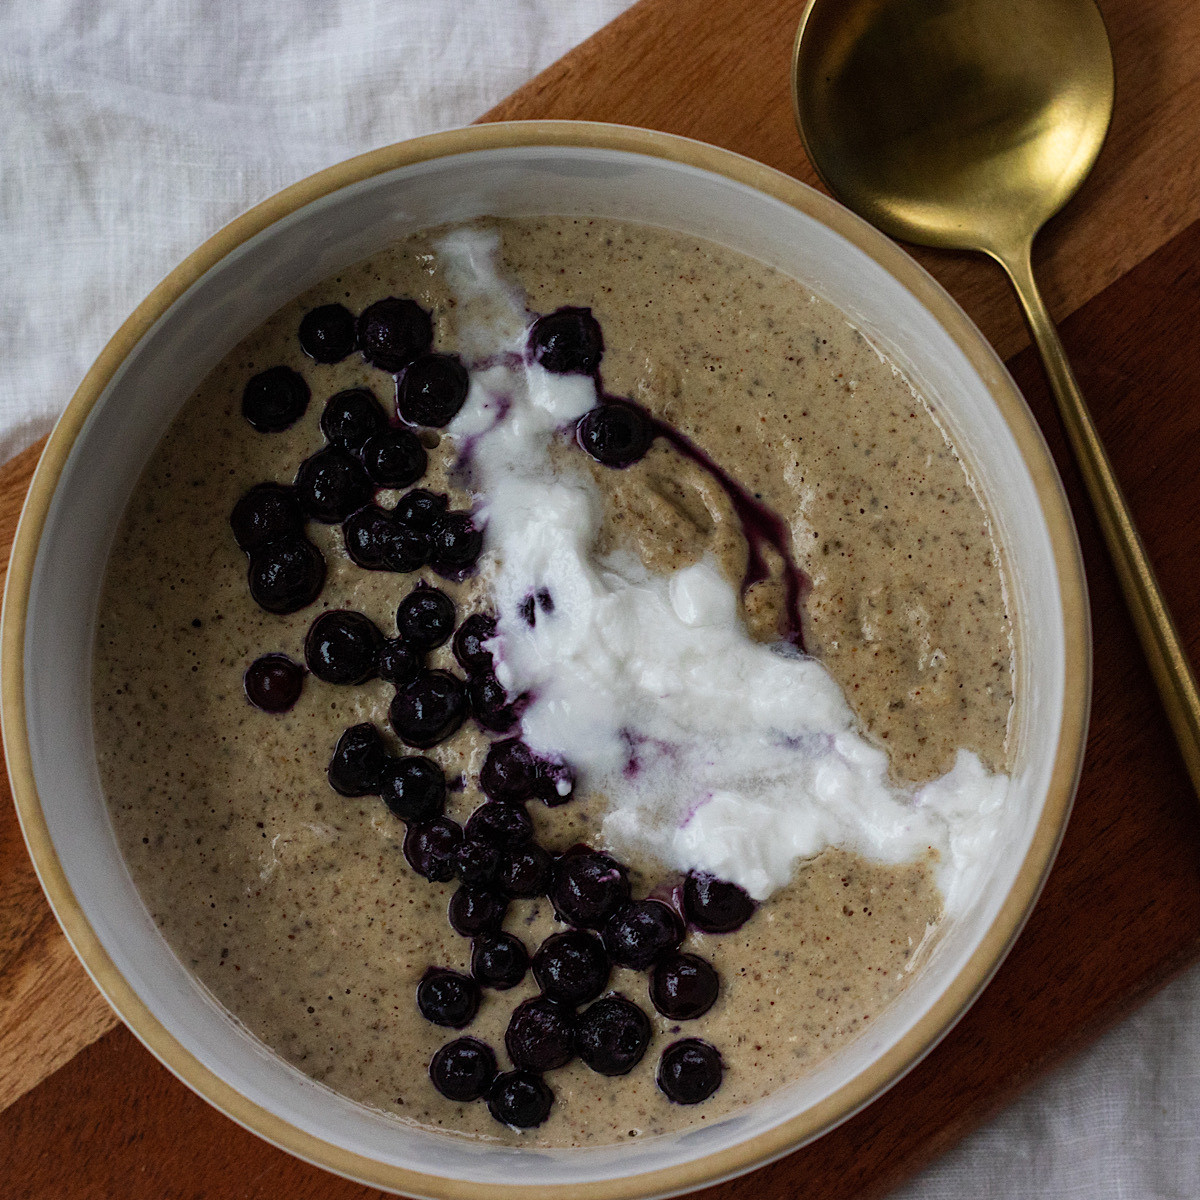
[1,122,1089,1199]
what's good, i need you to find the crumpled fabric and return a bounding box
[4,3,1198,1197]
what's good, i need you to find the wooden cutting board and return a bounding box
[3,0,1200,1193]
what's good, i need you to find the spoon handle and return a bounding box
[998,242,1200,798]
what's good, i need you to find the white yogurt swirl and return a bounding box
[441,228,1008,912]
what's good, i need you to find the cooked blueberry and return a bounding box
[304,610,382,685]
[448,887,507,937]
[361,429,427,488]
[241,365,309,432]
[429,1037,496,1102]
[230,482,303,551]
[247,536,326,613]
[376,637,421,687]
[357,297,433,373]
[390,670,468,749]
[380,755,445,822]
[395,585,455,650]
[649,953,719,1021]
[299,303,356,364]
[393,487,448,531]
[603,899,684,970]
[657,1038,723,1104]
[682,872,757,933]
[294,446,373,523]
[243,654,304,713]
[343,506,429,572]
[320,387,386,451]
[529,307,603,375]
[471,932,528,990]
[430,512,483,577]
[452,613,496,675]
[577,401,653,468]
[486,1070,553,1129]
[550,849,631,929]
[327,723,388,796]
[575,995,652,1076]
[455,839,504,888]
[397,353,470,427]
[464,802,532,849]
[416,967,479,1029]
[532,931,610,1007]
[499,845,553,899]
[535,759,576,807]
[403,817,463,881]
[480,738,538,803]
[505,996,575,1072]
[469,673,517,732]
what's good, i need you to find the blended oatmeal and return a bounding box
[93,216,1014,1144]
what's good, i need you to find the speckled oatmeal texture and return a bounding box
[94,216,1012,1147]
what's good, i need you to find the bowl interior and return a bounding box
[13,136,1078,1194]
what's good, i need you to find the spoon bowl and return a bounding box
[793,0,1114,259]
[793,0,1200,796]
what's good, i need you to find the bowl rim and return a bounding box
[0,119,1090,1199]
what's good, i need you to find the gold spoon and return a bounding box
[793,0,1200,796]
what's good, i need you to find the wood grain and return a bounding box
[2,0,1200,1191]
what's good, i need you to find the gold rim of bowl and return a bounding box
[0,120,1090,1200]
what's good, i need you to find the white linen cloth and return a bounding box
[4,2,1199,1196]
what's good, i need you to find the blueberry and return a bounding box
[230,482,303,551]
[505,996,575,1072]
[455,839,504,888]
[577,401,653,468]
[241,365,309,432]
[550,849,631,929]
[395,585,455,651]
[536,759,576,807]
[499,845,553,899]
[528,308,603,375]
[464,802,532,849]
[361,429,427,489]
[416,967,479,1029]
[376,637,420,687]
[379,755,445,822]
[452,613,496,675]
[486,1070,554,1129]
[430,512,483,577]
[448,887,507,937]
[532,931,610,1007]
[343,506,429,572]
[294,446,373,523]
[304,610,382,685]
[390,670,468,749]
[299,304,356,364]
[247,536,326,613]
[682,872,757,933]
[393,488,448,532]
[403,817,463,882]
[471,932,529,990]
[357,297,433,373]
[243,654,304,713]
[397,353,470,427]
[429,1037,496,1102]
[603,899,684,971]
[327,723,388,796]
[575,995,652,1077]
[649,953,719,1020]
[480,738,538,803]
[469,673,517,732]
[320,387,386,451]
[657,1039,723,1104]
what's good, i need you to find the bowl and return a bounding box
[1,121,1089,1198]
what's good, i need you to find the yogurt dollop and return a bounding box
[441,228,1008,911]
